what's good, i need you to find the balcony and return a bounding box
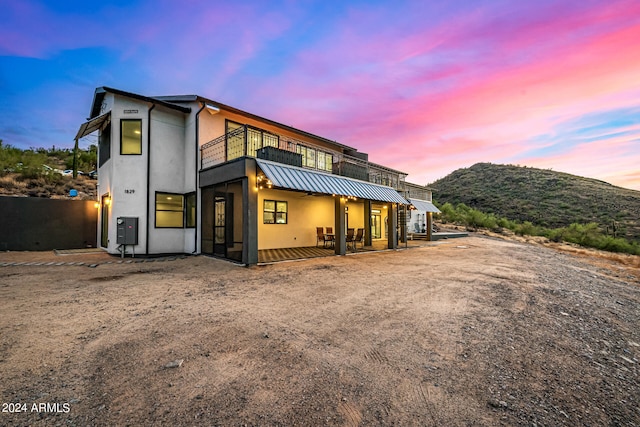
[200,125,406,189]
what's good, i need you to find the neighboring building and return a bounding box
[74,87,432,265]
[402,182,441,237]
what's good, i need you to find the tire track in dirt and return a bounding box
[337,400,363,426]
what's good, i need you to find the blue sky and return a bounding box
[1,0,639,189]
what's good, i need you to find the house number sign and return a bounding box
[124,189,135,194]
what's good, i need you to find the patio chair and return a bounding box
[316,227,333,248]
[325,227,335,247]
[353,228,365,249]
[346,228,355,250]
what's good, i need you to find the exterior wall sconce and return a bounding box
[256,175,272,189]
[94,202,100,208]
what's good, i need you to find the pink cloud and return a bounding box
[252,0,640,189]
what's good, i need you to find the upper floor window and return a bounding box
[121,119,142,155]
[98,123,111,167]
[317,151,333,172]
[297,145,316,168]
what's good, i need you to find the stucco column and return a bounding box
[334,196,346,255]
[388,203,398,249]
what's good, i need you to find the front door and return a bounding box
[213,192,235,258]
[214,195,226,257]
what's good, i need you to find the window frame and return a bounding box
[120,119,142,155]
[155,192,185,228]
[263,199,288,224]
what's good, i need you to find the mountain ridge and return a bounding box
[428,163,640,242]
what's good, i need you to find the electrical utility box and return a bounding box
[116,217,138,245]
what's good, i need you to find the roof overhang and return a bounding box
[256,159,409,204]
[408,198,441,213]
[74,111,111,140]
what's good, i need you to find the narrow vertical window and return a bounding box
[185,192,196,228]
[121,119,142,155]
[99,123,111,166]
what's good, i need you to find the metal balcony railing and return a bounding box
[200,125,406,189]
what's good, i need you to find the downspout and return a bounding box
[194,102,206,254]
[145,103,156,255]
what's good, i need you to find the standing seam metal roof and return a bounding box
[408,198,441,213]
[256,159,409,204]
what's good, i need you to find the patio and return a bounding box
[257,239,430,264]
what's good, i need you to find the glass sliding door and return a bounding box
[371,209,382,239]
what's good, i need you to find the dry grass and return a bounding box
[0,173,96,199]
[0,174,29,193]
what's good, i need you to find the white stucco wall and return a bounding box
[106,96,149,255]
[97,94,197,255]
[147,106,188,254]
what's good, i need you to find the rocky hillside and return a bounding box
[429,163,640,242]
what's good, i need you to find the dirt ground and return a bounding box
[1,235,639,426]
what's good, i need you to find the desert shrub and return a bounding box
[514,221,540,236]
[562,223,602,247]
[433,201,640,255]
[598,236,640,254]
[497,217,516,230]
[436,202,459,224]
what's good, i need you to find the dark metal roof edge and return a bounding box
[89,87,192,119]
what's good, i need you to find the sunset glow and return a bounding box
[1,0,639,189]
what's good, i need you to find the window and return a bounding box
[98,123,111,166]
[226,120,244,160]
[297,145,316,168]
[121,119,142,154]
[317,151,333,172]
[263,132,279,148]
[185,193,196,228]
[264,200,288,224]
[156,193,184,228]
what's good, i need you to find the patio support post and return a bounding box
[334,196,346,255]
[426,211,433,242]
[388,203,398,249]
[364,200,372,246]
[244,172,259,265]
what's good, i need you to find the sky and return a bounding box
[1,0,639,190]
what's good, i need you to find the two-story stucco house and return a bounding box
[74,87,436,265]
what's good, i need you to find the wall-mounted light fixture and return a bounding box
[256,175,272,190]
